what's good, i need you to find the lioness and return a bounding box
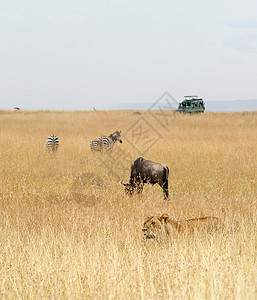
[142,214,222,241]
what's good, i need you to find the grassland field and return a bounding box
[0,110,256,299]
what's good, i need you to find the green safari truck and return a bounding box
[176,96,205,113]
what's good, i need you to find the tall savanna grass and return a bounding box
[0,110,256,299]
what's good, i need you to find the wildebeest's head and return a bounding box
[110,130,122,143]
[121,180,135,196]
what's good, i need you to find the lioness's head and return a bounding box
[142,214,170,241]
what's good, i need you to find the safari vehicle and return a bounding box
[176,96,205,113]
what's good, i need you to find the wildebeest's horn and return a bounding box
[121,180,125,186]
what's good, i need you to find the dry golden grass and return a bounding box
[0,109,256,299]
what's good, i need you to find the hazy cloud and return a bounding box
[224,34,257,52]
[225,19,257,29]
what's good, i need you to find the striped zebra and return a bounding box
[90,130,122,152]
[45,135,59,152]
[89,138,102,152]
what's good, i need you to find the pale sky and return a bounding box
[1,0,257,110]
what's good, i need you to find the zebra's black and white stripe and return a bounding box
[90,138,102,152]
[90,130,122,152]
[101,130,122,151]
[45,135,59,152]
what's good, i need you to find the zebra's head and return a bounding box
[109,130,122,143]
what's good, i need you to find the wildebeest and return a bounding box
[121,157,169,199]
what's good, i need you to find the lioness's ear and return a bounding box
[160,214,169,224]
[144,216,154,224]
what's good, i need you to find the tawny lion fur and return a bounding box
[142,214,223,240]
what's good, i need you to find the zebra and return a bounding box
[90,130,122,152]
[45,135,59,152]
[90,138,102,152]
